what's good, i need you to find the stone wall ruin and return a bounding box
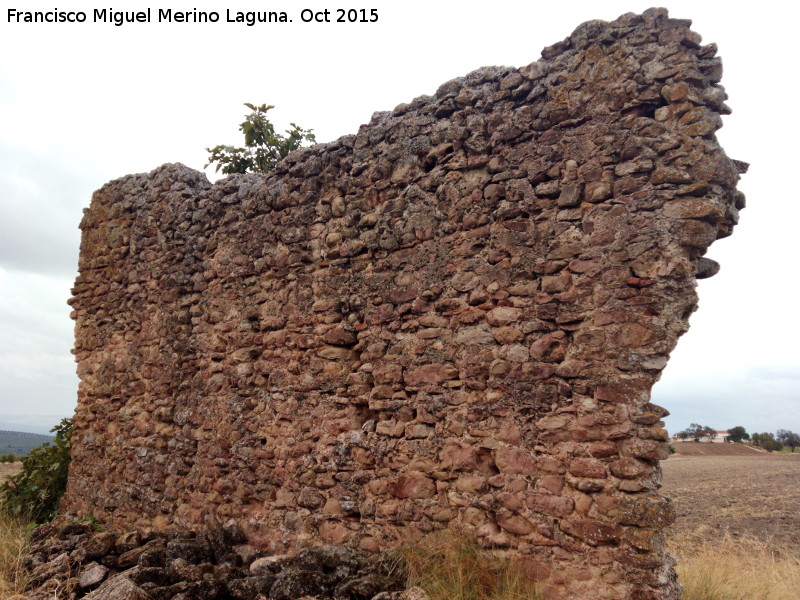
[63,8,746,599]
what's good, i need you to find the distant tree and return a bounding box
[676,430,691,441]
[205,103,316,175]
[727,426,749,443]
[684,423,716,442]
[700,426,718,442]
[751,432,783,453]
[684,423,700,441]
[776,429,800,452]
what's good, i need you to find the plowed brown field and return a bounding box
[0,462,20,484]
[661,453,800,549]
[670,441,764,456]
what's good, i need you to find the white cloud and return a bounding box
[0,143,84,276]
[0,268,77,417]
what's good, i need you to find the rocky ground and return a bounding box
[21,520,420,600]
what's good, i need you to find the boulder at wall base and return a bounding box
[78,562,110,591]
[83,574,154,600]
[269,569,335,600]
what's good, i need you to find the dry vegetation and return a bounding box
[671,534,800,600]
[401,530,540,600]
[663,453,800,600]
[1,462,29,599]
[0,511,30,599]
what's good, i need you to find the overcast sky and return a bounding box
[0,1,797,436]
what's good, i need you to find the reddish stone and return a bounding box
[492,326,524,344]
[403,363,459,386]
[560,519,621,545]
[494,446,538,476]
[372,363,404,384]
[616,494,676,529]
[529,332,566,361]
[486,306,522,326]
[438,443,478,471]
[588,442,618,458]
[387,472,436,499]
[318,521,350,544]
[594,379,649,404]
[538,475,564,495]
[496,510,535,535]
[568,458,607,479]
[527,493,574,518]
[609,457,653,479]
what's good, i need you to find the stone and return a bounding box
[30,552,70,585]
[115,531,142,553]
[165,539,211,564]
[126,566,172,587]
[610,457,653,479]
[496,510,535,535]
[333,574,404,599]
[527,494,574,518]
[557,184,583,208]
[485,306,522,326]
[403,363,459,386]
[117,545,150,569]
[250,555,294,575]
[79,562,110,590]
[83,575,154,600]
[83,532,117,559]
[492,326,524,344]
[387,472,436,499]
[227,576,276,599]
[560,519,621,546]
[569,458,607,479]
[454,326,495,345]
[269,569,333,600]
[494,446,537,476]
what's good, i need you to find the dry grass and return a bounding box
[0,510,31,600]
[671,531,800,600]
[400,530,540,600]
[663,454,800,600]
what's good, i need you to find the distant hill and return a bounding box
[0,414,70,435]
[0,430,54,456]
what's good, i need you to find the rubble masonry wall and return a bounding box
[63,9,745,599]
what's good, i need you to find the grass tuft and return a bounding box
[400,529,540,600]
[0,509,31,600]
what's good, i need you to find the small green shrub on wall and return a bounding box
[0,418,72,523]
[205,103,316,175]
